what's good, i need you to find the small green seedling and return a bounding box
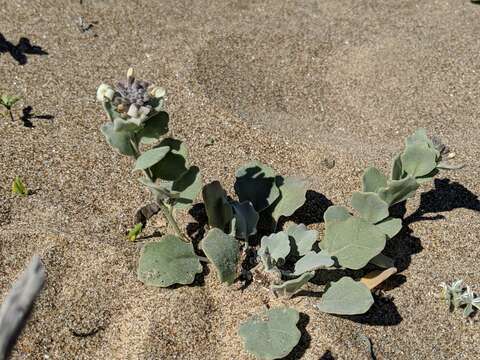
[11,176,28,196]
[440,280,480,317]
[127,223,143,241]
[1,94,21,122]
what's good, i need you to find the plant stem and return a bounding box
[157,201,188,242]
[130,138,189,242]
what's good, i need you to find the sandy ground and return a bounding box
[1,0,480,359]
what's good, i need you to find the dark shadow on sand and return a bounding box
[0,33,48,65]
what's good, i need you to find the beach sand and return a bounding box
[1,0,479,359]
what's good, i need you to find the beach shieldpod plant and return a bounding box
[255,223,334,298]
[239,307,301,360]
[97,68,202,241]
[314,129,462,315]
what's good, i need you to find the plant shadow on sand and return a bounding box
[335,178,479,326]
[185,180,479,328]
[0,33,48,65]
[282,313,311,360]
[20,106,54,128]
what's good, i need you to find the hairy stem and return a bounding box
[130,138,189,242]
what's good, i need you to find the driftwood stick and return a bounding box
[0,256,45,359]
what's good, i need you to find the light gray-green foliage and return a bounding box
[239,307,301,359]
[201,228,239,285]
[98,70,202,240]
[440,280,480,318]
[271,272,314,298]
[234,161,306,220]
[232,201,259,240]
[315,129,461,315]
[258,231,290,263]
[202,181,234,231]
[235,161,280,212]
[286,223,317,257]
[351,192,389,224]
[270,177,307,222]
[316,277,374,315]
[133,146,170,170]
[255,226,332,298]
[137,235,202,287]
[321,216,386,270]
[293,251,334,275]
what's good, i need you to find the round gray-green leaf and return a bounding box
[201,228,239,285]
[324,205,351,225]
[377,176,419,206]
[271,177,307,222]
[375,217,402,238]
[134,146,170,171]
[239,307,301,360]
[351,191,389,224]
[150,138,189,181]
[362,167,387,193]
[232,201,259,240]
[316,277,374,315]
[294,251,334,275]
[169,166,202,209]
[202,181,233,231]
[138,111,169,144]
[137,235,202,287]
[286,223,317,256]
[390,153,404,180]
[100,122,136,156]
[401,143,437,177]
[258,231,290,263]
[271,272,314,298]
[320,217,386,270]
[234,161,280,212]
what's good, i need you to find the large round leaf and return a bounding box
[320,217,386,270]
[234,161,280,212]
[401,143,437,177]
[169,166,202,209]
[286,223,317,256]
[377,176,419,206]
[351,192,389,224]
[316,277,374,315]
[137,235,202,287]
[202,181,233,231]
[270,176,307,222]
[138,111,169,144]
[294,251,334,275]
[258,231,290,263]
[201,228,239,285]
[232,201,259,240]
[323,205,351,225]
[362,167,387,193]
[100,122,136,156]
[133,146,170,171]
[239,307,301,360]
[150,138,189,181]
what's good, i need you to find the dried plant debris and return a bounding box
[0,256,45,359]
[75,16,97,37]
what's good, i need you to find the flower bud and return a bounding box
[96,84,115,102]
[149,86,166,99]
